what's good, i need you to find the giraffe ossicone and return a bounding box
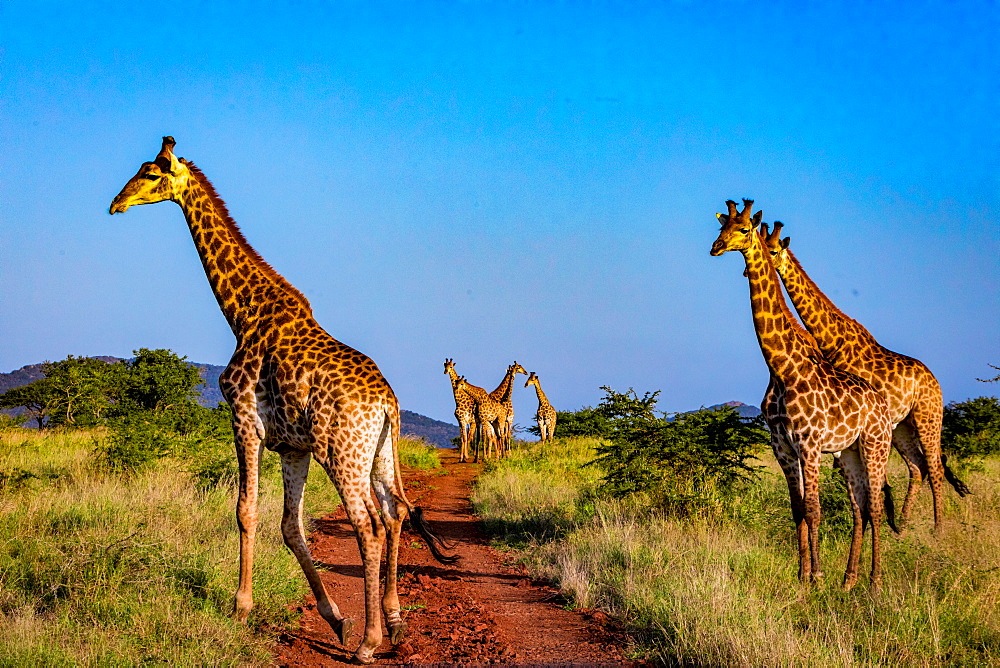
[110,136,456,665]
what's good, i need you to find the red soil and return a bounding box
[272,449,639,666]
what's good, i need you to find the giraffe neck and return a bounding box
[530,382,550,408]
[741,234,819,380]
[490,367,518,403]
[175,162,311,340]
[778,250,877,366]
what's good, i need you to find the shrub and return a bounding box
[942,396,1000,472]
[587,387,769,517]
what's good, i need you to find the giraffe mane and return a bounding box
[182,159,312,311]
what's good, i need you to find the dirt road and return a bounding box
[272,449,636,666]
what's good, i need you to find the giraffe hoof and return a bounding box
[389,620,408,644]
[336,617,355,647]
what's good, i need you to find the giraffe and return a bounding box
[525,372,557,442]
[109,137,456,664]
[760,221,970,527]
[488,362,528,455]
[443,358,478,462]
[711,199,896,590]
[453,376,507,462]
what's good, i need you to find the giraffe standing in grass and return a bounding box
[525,372,557,442]
[444,358,477,462]
[488,362,528,454]
[760,222,969,526]
[110,137,455,664]
[711,199,896,590]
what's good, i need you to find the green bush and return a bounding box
[942,396,1000,472]
[587,387,769,517]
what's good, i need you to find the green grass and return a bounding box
[398,437,443,470]
[473,437,1000,665]
[0,428,340,666]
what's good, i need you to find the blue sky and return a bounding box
[1,1,997,426]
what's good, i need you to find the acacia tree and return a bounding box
[40,356,117,426]
[0,381,55,428]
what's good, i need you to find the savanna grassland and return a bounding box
[0,427,436,666]
[473,435,1000,666]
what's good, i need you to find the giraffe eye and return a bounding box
[144,173,161,181]
[739,228,750,234]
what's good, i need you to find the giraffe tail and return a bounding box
[882,481,900,534]
[942,454,972,497]
[387,410,460,565]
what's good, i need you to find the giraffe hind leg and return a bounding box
[372,425,408,645]
[278,450,353,644]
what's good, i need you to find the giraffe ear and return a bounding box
[751,210,763,227]
[782,237,791,249]
[716,213,729,223]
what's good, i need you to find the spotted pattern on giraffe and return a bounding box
[712,198,895,591]
[525,371,557,442]
[110,137,455,665]
[761,221,969,525]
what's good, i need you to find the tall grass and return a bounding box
[473,437,1000,665]
[0,428,340,666]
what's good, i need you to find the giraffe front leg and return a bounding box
[774,439,810,582]
[279,451,354,645]
[801,455,824,583]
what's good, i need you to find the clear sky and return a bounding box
[1,1,997,427]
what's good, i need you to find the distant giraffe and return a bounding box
[761,222,969,527]
[110,137,455,664]
[444,358,477,462]
[488,362,528,454]
[711,199,896,590]
[453,376,506,462]
[525,372,557,442]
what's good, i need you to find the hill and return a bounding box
[0,358,460,447]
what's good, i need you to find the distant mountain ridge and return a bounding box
[0,358,460,447]
[703,400,762,419]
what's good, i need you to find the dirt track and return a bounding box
[272,449,637,666]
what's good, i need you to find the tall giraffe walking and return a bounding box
[711,199,896,590]
[760,222,969,526]
[110,137,455,664]
[525,372,557,442]
[444,358,477,462]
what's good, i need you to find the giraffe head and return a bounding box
[524,371,540,388]
[109,136,190,214]
[760,221,792,274]
[444,358,456,375]
[454,375,469,393]
[509,362,528,377]
[710,199,763,256]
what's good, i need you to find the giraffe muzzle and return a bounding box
[109,194,131,214]
[710,239,727,256]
